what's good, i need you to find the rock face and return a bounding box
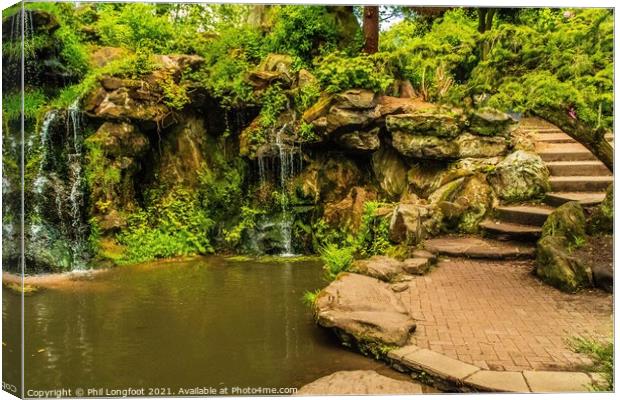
[536,236,592,292]
[85,122,149,233]
[336,127,381,151]
[372,146,408,198]
[323,186,377,231]
[389,201,436,245]
[296,370,423,395]
[314,273,416,347]
[488,150,550,202]
[436,174,493,233]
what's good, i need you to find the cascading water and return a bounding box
[256,122,302,256]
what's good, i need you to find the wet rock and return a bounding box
[536,236,592,292]
[350,256,405,282]
[337,127,380,151]
[541,202,586,244]
[296,370,423,395]
[85,122,149,233]
[372,146,408,198]
[314,272,416,346]
[386,110,461,138]
[488,150,550,202]
[468,107,517,136]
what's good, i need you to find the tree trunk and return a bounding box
[363,6,379,54]
[535,107,613,171]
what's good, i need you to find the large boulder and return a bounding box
[372,146,408,198]
[386,109,461,138]
[437,174,493,233]
[455,133,509,158]
[314,273,416,347]
[488,150,550,202]
[467,107,517,136]
[588,183,613,234]
[247,53,294,89]
[541,201,586,245]
[296,370,423,395]
[536,236,592,292]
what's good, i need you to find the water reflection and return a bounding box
[4,257,397,394]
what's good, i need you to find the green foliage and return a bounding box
[223,206,263,247]
[117,188,214,265]
[320,243,355,281]
[265,6,339,64]
[380,9,479,101]
[160,75,190,110]
[297,122,318,142]
[293,80,321,112]
[315,52,394,94]
[302,289,320,308]
[570,336,613,391]
[84,139,121,197]
[95,3,174,53]
[354,202,393,258]
[473,9,613,129]
[2,90,46,125]
[259,85,289,128]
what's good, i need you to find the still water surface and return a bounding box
[3,257,413,395]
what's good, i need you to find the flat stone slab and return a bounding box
[465,371,530,393]
[523,371,592,393]
[296,370,423,395]
[424,236,535,260]
[399,348,480,381]
[387,344,420,361]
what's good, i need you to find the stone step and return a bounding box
[545,192,607,207]
[523,127,564,134]
[423,236,535,260]
[535,133,575,144]
[549,176,613,192]
[479,219,542,242]
[546,161,611,176]
[538,146,597,162]
[494,205,553,227]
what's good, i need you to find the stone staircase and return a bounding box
[480,117,613,243]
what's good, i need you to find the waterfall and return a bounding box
[65,101,88,269]
[275,124,294,256]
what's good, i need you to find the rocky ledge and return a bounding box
[296,370,423,395]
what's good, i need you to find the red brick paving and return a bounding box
[398,258,613,372]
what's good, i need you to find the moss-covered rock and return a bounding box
[488,150,550,202]
[542,201,586,245]
[536,235,592,292]
[467,107,517,136]
[456,133,509,158]
[588,183,613,234]
[392,131,508,160]
[440,174,493,233]
[336,127,380,152]
[386,110,461,138]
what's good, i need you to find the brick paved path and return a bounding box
[398,258,613,372]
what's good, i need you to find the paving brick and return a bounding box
[398,258,612,372]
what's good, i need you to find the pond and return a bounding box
[3,257,419,396]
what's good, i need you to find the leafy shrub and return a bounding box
[117,189,214,264]
[320,243,355,281]
[314,52,394,94]
[354,201,393,258]
[265,5,339,63]
[259,85,289,128]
